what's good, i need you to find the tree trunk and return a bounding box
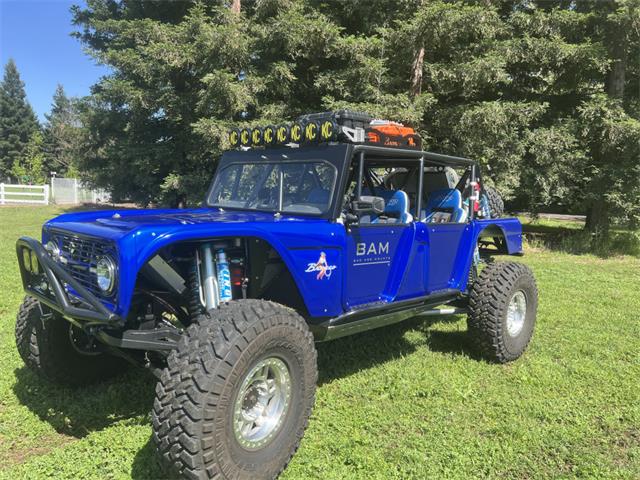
[606,11,628,99]
[585,196,610,235]
[607,45,627,99]
[410,46,425,97]
[230,0,241,14]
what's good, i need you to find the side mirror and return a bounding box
[351,196,385,217]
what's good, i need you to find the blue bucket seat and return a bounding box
[361,189,413,224]
[423,188,467,223]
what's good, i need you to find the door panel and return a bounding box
[425,223,467,291]
[344,224,412,309]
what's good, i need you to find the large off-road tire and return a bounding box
[467,262,538,363]
[15,296,128,386]
[152,299,317,480]
[484,186,504,218]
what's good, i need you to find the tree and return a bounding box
[43,84,82,176]
[71,0,251,204]
[71,0,640,235]
[12,130,46,184]
[0,59,39,180]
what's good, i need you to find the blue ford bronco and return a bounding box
[15,111,537,479]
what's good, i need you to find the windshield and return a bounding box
[207,160,337,215]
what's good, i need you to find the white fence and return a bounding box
[0,178,110,205]
[0,183,50,205]
[50,177,111,204]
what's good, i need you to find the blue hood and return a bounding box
[44,208,317,241]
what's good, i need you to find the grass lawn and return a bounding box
[0,205,638,479]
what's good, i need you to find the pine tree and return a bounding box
[0,59,40,180]
[70,0,640,232]
[71,0,251,204]
[43,84,82,176]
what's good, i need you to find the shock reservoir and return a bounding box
[216,249,233,302]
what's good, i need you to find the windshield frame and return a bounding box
[205,144,351,219]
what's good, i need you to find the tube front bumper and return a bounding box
[16,236,123,327]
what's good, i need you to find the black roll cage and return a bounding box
[347,144,480,223]
[210,144,480,222]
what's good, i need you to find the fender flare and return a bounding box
[116,227,321,319]
[451,219,524,292]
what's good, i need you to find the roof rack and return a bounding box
[227,110,422,151]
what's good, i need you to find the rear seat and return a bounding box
[423,188,467,223]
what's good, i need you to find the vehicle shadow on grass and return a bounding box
[131,440,165,479]
[12,366,156,438]
[12,364,166,478]
[315,314,478,386]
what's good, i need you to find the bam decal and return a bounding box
[356,242,389,256]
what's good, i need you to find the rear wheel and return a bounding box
[15,296,128,386]
[467,262,538,363]
[152,299,317,480]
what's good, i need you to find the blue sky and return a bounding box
[0,0,109,121]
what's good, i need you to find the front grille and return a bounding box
[50,231,117,299]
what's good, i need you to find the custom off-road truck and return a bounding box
[15,111,537,479]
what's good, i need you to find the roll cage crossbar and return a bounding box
[349,145,479,222]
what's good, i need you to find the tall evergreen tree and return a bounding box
[0,59,40,179]
[72,0,251,204]
[43,84,82,176]
[71,0,640,233]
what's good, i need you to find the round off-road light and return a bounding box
[290,123,303,143]
[22,248,32,273]
[319,120,337,141]
[30,250,39,274]
[251,127,263,146]
[45,240,60,261]
[229,129,241,148]
[239,128,251,147]
[276,124,290,144]
[304,121,319,143]
[263,125,276,146]
[96,256,116,294]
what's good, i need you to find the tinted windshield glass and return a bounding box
[208,161,337,215]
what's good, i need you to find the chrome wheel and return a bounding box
[233,357,292,450]
[506,290,527,337]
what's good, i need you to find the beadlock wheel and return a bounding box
[467,262,538,363]
[233,357,292,450]
[152,300,318,480]
[506,290,527,337]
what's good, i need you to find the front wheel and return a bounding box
[15,296,128,386]
[467,262,538,363]
[152,300,317,480]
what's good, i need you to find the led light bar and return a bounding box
[228,119,337,148]
[226,110,421,149]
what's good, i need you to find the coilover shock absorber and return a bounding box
[216,249,232,303]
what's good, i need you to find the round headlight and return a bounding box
[96,256,116,293]
[45,240,60,261]
[30,250,39,274]
[22,248,32,273]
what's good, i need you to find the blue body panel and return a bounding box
[41,207,523,321]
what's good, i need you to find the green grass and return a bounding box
[519,215,640,258]
[0,205,638,479]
